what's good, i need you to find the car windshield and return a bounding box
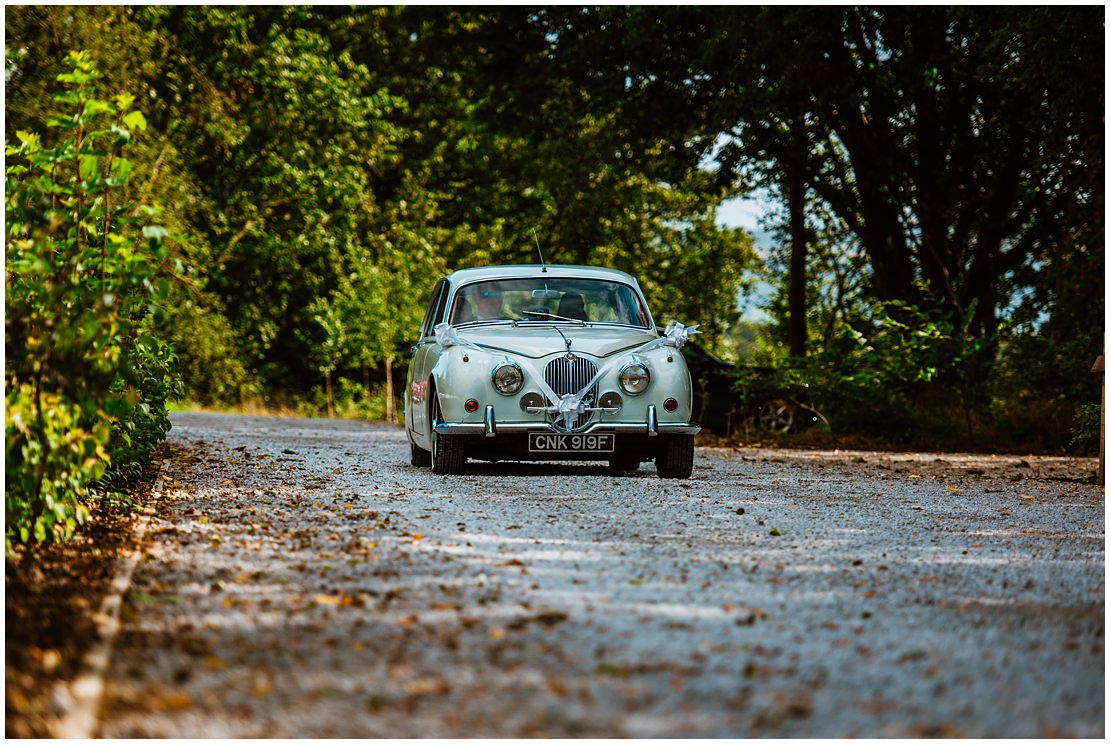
[448,278,651,327]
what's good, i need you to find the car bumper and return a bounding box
[434,403,701,437]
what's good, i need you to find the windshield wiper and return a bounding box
[456,319,514,327]
[519,310,587,326]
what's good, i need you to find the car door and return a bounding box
[407,278,450,443]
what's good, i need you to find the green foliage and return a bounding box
[99,331,183,490]
[5,8,1098,453]
[162,294,255,407]
[5,51,181,549]
[1071,405,1101,454]
[766,299,987,441]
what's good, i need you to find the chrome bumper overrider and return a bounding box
[434,404,701,437]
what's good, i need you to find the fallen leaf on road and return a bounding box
[429,601,462,611]
[405,678,450,696]
[855,696,897,713]
[530,610,569,626]
[158,692,193,711]
[596,661,630,678]
[546,678,568,696]
[252,675,272,698]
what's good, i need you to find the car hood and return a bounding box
[455,324,659,360]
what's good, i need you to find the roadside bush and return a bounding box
[789,299,987,442]
[1071,403,1101,454]
[164,294,256,408]
[5,51,181,550]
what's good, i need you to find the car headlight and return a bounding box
[618,361,650,395]
[491,361,524,395]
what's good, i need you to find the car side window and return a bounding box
[431,280,451,329]
[419,279,447,338]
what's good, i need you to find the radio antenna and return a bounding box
[532,228,547,273]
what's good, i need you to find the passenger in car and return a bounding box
[557,292,588,321]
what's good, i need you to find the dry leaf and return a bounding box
[158,692,193,711]
[405,678,450,696]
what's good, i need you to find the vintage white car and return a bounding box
[404,264,701,478]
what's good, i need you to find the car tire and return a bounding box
[609,456,640,472]
[410,439,431,468]
[656,435,694,479]
[430,394,466,475]
[432,433,466,474]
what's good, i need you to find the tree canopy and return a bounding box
[5,5,1102,451]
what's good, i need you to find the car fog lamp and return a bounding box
[465,398,480,413]
[664,397,678,412]
[520,391,544,413]
[618,362,650,395]
[599,391,623,411]
[491,361,524,395]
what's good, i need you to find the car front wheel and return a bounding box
[655,435,694,479]
[430,395,466,475]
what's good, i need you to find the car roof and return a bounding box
[445,264,639,285]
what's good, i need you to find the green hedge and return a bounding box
[5,52,182,551]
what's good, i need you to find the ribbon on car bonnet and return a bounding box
[661,322,699,348]
[432,320,699,428]
[433,322,483,350]
[635,322,700,353]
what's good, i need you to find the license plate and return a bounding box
[528,433,615,453]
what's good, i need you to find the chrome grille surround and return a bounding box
[544,355,599,432]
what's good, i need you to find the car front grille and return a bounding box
[544,355,599,432]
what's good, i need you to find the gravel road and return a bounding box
[98,412,1104,737]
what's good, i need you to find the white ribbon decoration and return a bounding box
[662,322,700,348]
[550,393,590,429]
[433,320,699,428]
[433,322,482,350]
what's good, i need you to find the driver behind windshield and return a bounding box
[472,282,505,320]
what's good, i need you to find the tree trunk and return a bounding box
[325,371,333,418]
[787,162,808,358]
[385,356,395,423]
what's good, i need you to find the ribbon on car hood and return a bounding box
[661,322,699,348]
[433,322,483,350]
[634,322,700,354]
[432,320,699,429]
